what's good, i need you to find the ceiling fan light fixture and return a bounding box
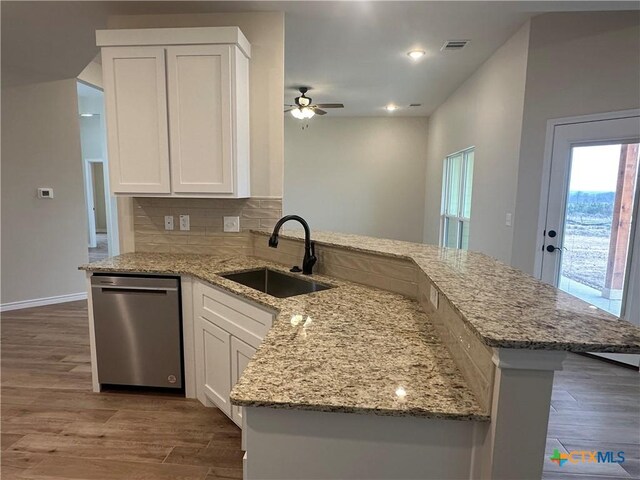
[290,108,304,119]
[297,96,311,107]
[407,50,426,60]
[290,107,315,120]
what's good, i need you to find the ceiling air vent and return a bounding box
[409,104,422,107]
[441,40,469,52]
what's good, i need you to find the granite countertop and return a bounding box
[80,252,488,421]
[80,230,640,419]
[255,230,640,354]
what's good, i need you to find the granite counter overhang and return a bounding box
[80,252,489,421]
[252,230,640,354]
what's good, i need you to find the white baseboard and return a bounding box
[1,292,88,312]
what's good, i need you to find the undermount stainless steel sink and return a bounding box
[220,268,333,298]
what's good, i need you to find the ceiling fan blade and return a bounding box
[313,108,327,115]
[315,103,344,109]
[284,108,294,113]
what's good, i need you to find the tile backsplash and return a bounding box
[133,197,282,255]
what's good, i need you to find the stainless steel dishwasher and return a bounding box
[91,275,183,389]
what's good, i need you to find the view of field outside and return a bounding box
[560,144,639,316]
[562,189,616,290]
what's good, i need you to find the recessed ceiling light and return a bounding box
[407,50,426,60]
[385,104,398,112]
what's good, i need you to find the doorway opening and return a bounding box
[77,81,119,261]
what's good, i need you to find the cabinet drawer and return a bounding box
[195,281,274,348]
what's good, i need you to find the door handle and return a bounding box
[546,245,565,253]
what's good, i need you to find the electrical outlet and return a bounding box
[429,285,439,310]
[37,187,54,199]
[505,213,513,227]
[164,215,174,231]
[179,214,190,231]
[223,216,240,232]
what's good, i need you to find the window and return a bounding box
[441,148,474,249]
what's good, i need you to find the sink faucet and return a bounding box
[268,215,317,275]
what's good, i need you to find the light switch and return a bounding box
[164,216,174,231]
[429,285,439,310]
[37,187,54,199]
[179,214,190,231]
[224,216,240,232]
[505,213,513,227]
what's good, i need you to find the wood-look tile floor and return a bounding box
[1,301,638,479]
[88,233,109,263]
[1,301,242,480]
[542,353,639,480]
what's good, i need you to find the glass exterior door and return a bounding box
[541,115,640,319]
[558,143,639,316]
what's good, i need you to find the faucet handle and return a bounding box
[303,241,317,275]
[290,266,302,273]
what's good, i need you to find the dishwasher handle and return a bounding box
[96,285,178,294]
[91,275,179,292]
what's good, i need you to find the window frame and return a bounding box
[440,147,475,249]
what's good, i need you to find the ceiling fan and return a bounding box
[284,87,344,119]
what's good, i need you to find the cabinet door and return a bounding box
[195,316,231,415]
[230,336,256,427]
[167,45,234,194]
[101,46,171,194]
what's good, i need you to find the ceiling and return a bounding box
[3,1,638,116]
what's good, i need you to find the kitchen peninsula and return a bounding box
[81,230,640,480]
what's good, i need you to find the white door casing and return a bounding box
[83,158,97,248]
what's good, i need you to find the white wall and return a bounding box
[108,12,285,198]
[422,22,530,263]
[284,116,428,242]
[79,115,103,159]
[512,11,640,274]
[78,60,103,89]
[1,79,88,305]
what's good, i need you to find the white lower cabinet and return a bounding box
[230,337,256,426]
[193,280,273,428]
[195,316,232,416]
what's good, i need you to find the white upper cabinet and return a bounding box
[102,47,171,194]
[97,27,251,197]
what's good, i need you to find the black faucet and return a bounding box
[268,215,317,275]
